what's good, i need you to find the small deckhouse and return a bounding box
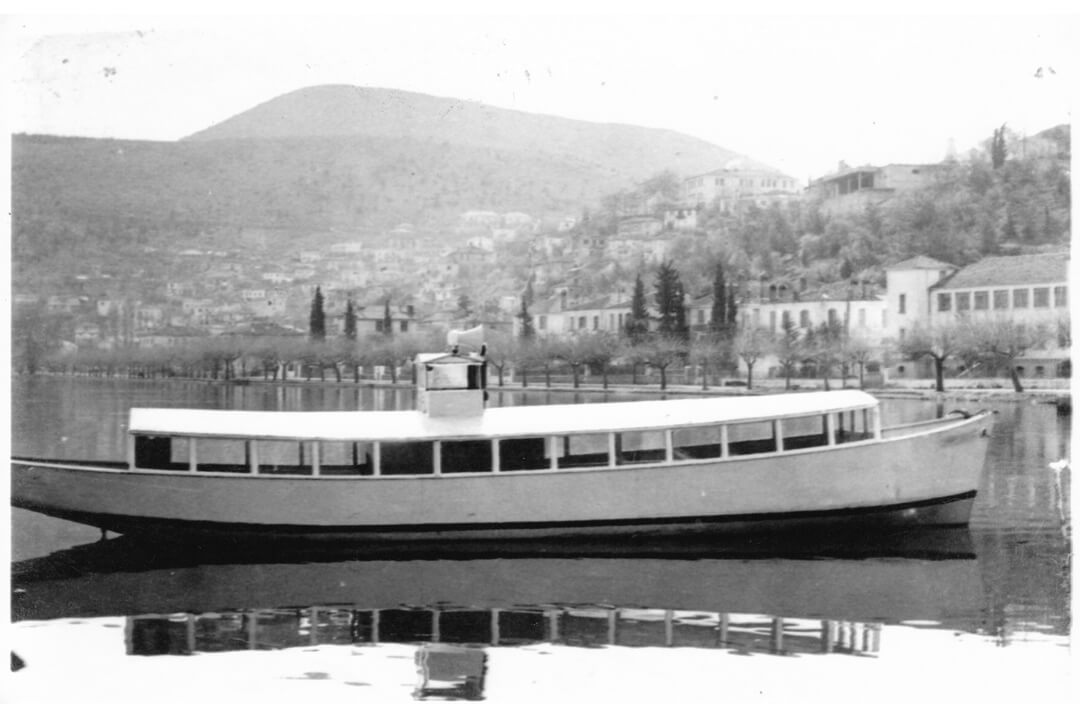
[415,351,487,418]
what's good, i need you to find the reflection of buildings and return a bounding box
[126,605,881,659]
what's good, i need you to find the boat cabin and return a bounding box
[415,351,487,418]
[126,391,882,479]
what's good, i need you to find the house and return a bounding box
[616,215,663,237]
[663,207,699,231]
[808,163,945,215]
[879,252,1070,380]
[135,304,167,330]
[682,160,800,210]
[520,292,636,337]
[74,321,102,346]
[928,253,1070,378]
[883,255,957,341]
[739,280,887,342]
[135,326,209,349]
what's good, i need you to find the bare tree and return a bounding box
[959,315,1051,392]
[484,330,516,387]
[630,335,687,391]
[900,324,961,392]
[774,317,802,390]
[733,325,772,391]
[844,331,876,390]
[689,333,727,390]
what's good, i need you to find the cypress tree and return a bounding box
[709,262,729,336]
[518,296,535,341]
[654,260,687,342]
[991,123,1008,169]
[382,298,393,336]
[309,286,326,342]
[344,299,357,341]
[626,274,649,343]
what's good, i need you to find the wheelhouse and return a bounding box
[127,391,882,479]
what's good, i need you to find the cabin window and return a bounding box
[727,421,777,456]
[499,437,550,471]
[380,441,435,475]
[133,435,190,470]
[196,439,249,473]
[672,425,724,460]
[555,433,609,469]
[832,410,872,444]
[615,430,667,465]
[441,439,493,474]
[779,415,830,451]
[993,290,1009,309]
[256,440,313,475]
[319,440,375,476]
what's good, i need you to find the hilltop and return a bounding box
[183,85,745,181]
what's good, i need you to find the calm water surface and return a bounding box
[7,377,1072,702]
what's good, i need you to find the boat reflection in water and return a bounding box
[14,529,980,673]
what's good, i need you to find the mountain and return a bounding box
[183,85,744,182]
[12,85,766,285]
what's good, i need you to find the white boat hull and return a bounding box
[12,413,993,541]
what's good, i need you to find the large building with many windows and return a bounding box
[928,253,1069,326]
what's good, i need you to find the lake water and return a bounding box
[7,376,1073,703]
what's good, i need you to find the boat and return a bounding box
[11,328,995,542]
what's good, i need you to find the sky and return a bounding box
[2,8,1078,182]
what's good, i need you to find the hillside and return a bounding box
[13,86,763,253]
[183,85,744,181]
[12,132,631,232]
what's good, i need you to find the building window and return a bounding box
[578,317,586,329]
[938,294,952,312]
[781,311,791,328]
[974,291,989,310]
[955,292,971,312]
[1033,288,1050,308]
[538,316,547,331]
[858,308,866,327]
[752,308,760,326]
[827,308,838,326]
[400,320,409,332]
[697,309,705,325]
[1013,289,1029,308]
[1054,286,1068,307]
[770,311,777,333]
[799,310,810,328]
[993,290,1009,309]
[898,294,906,314]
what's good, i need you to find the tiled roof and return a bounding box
[935,253,1069,290]
[886,255,956,272]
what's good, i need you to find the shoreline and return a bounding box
[15,370,1071,407]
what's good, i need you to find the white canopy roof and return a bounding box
[129,390,878,442]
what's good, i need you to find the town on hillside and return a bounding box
[12,124,1071,389]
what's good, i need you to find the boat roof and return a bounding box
[128,390,878,442]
